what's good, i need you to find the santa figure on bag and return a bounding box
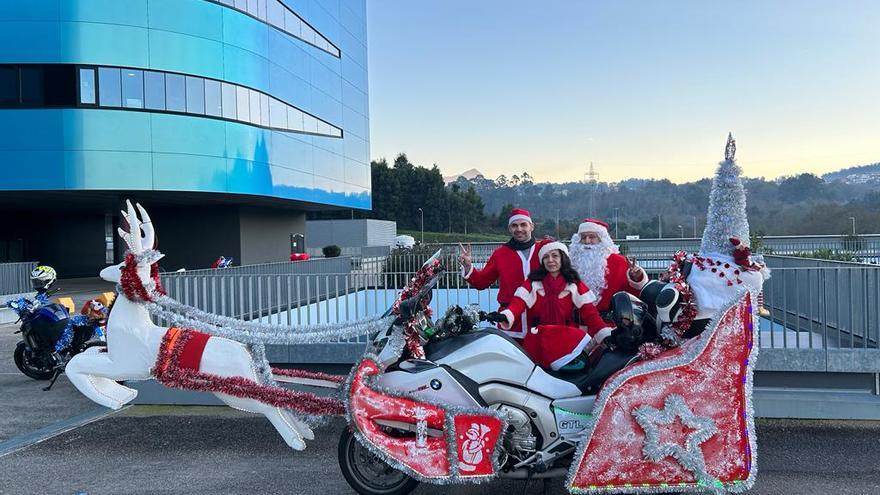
[569,218,648,316]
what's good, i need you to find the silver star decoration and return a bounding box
[633,394,719,486]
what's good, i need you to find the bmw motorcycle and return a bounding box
[337,251,653,495]
[8,291,105,388]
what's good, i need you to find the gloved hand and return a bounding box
[480,311,507,324]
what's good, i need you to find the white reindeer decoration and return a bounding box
[65,201,314,449]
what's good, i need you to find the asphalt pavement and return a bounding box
[1,322,879,495]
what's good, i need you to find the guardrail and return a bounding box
[161,256,352,278]
[0,261,38,295]
[305,245,391,258]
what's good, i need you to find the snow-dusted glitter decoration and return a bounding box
[701,133,750,257]
[633,394,719,486]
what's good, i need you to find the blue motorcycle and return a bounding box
[8,290,105,389]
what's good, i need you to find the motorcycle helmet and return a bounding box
[30,265,57,291]
[608,292,657,351]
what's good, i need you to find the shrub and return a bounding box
[322,245,342,258]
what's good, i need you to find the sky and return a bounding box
[365,0,880,183]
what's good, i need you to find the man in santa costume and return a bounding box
[569,218,648,317]
[459,208,550,338]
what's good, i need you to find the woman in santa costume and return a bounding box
[486,242,615,370]
[568,218,647,317]
[459,208,550,338]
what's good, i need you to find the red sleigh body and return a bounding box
[344,292,759,494]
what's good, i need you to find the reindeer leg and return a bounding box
[65,350,139,409]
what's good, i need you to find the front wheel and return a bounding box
[13,342,55,380]
[337,428,419,495]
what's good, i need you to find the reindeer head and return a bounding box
[100,201,164,285]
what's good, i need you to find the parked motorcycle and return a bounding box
[8,290,106,389]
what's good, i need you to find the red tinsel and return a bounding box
[270,367,345,384]
[666,251,698,337]
[391,258,441,360]
[154,328,345,416]
[120,253,166,302]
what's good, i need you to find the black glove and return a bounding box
[481,311,507,324]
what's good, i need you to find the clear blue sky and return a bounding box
[366,0,880,183]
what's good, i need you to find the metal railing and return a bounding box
[305,245,391,258]
[161,256,352,278]
[0,261,38,295]
[155,253,880,370]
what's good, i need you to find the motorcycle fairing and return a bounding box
[566,291,758,494]
[345,357,507,482]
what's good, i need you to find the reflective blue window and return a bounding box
[165,74,185,112]
[248,88,261,125]
[121,69,144,109]
[204,79,222,117]
[0,67,17,105]
[259,93,270,127]
[98,67,121,107]
[79,68,96,105]
[269,97,286,128]
[236,86,250,121]
[144,71,165,110]
[221,82,237,119]
[185,76,205,115]
[20,67,44,106]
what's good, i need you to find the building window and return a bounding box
[207,0,340,58]
[144,71,166,110]
[79,68,96,105]
[185,76,205,115]
[121,69,144,109]
[98,67,121,107]
[236,86,250,122]
[248,88,261,125]
[20,67,45,106]
[0,67,18,106]
[165,73,185,112]
[204,79,222,117]
[221,82,237,119]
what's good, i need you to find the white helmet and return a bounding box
[30,265,57,291]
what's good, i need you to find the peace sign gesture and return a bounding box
[458,243,473,272]
[627,255,644,282]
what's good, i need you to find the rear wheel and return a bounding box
[337,428,419,495]
[13,342,55,380]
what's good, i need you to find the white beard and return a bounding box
[569,240,612,303]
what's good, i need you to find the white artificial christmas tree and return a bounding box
[700,133,750,256]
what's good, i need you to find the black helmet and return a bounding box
[608,291,657,351]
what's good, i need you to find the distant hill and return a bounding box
[823,162,880,184]
[443,168,484,185]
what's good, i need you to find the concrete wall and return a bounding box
[239,207,306,265]
[305,219,396,248]
[148,206,242,272]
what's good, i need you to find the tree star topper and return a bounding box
[725,132,736,161]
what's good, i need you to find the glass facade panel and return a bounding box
[20,67,44,106]
[144,71,166,110]
[284,10,302,36]
[259,93,270,126]
[267,0,284,27]
[121,69,144,108]
[98,67,121,107]
[235,86,250,121]
[287,106,303,131]
[269,97,286,128]
[248,88,261,125]
[79,68,96,105]
[221,82,237,119]
[302,113,318,134]
[246,0,259,16]
[204,79,222,117]
[185,76,205,114]
[0,67,17,106]
[165,73,185,112]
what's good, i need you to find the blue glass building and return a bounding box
[0,0,369,275]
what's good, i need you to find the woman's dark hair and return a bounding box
[528,250,581,284]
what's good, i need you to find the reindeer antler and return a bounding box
[117,200,156,254]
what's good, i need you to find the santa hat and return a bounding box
[700,133,750,256]
[538,241,568,261]
[577,218,610,236]
[508,208,532,225]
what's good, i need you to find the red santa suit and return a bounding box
[569,219,648,314]
[497,244,615,370]
[463,209,549,336]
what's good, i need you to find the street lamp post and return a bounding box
[658,214,662,239]
[418,207,424,244]
[692,215,697,237]
[614,207,619,239]
[678,225,683,238]
[849,216,856,236]
[555,209,560,240]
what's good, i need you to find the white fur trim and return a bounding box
[568,284,597,308]
[592,326,614,344]
[578,221,609,236]
[462,264,474,279]
[549,332,593,371]
[514,283,540,308]
[499,309,516,330]
[538,241,568,261]
[508,214,531,225]
[627,266,649,291]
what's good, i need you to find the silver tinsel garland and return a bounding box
[701,135,751,257]
[341,354,509,485]
[566,288,760,494]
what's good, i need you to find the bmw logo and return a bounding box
[430,379,442,390]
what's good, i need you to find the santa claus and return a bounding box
[568,218,648,316]
[459,208,549,338]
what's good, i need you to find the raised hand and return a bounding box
[627,255,644,282]
[458,242,473,272]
